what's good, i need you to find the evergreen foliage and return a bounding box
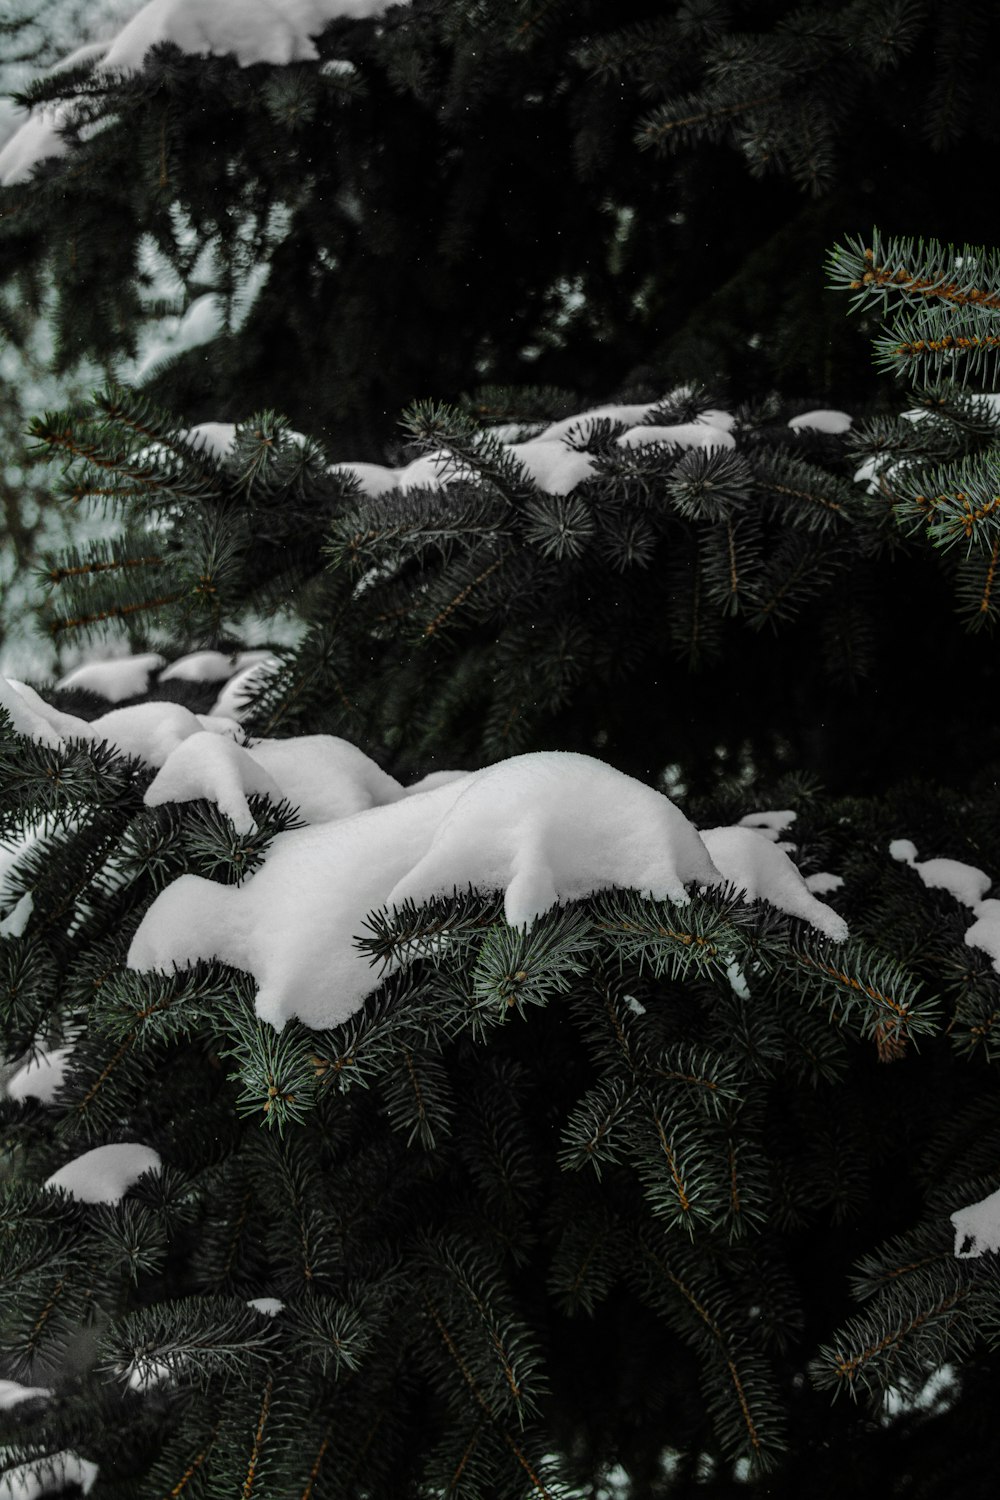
[5,0,1000,449]
[6,1,1000,1495]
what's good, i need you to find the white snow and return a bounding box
[0,892,34,939]
[128,747,847,1031]
[953,1186,1000,1258]
[738,810,796,843]
[129,292,223,381]
[788,409,852,434]
[890,839,992,907]
[103,0,409,70]
[0,1381,52,1411]
[890,836,1000,983]
[615,422,736,453]
[209,658,280,721]
[0,0,411,185]
[804,872,844,896]
[4,1047,72,1105]
[91,700,243,766]
[185,421,237,459]
[0,1452,98,1500]
[144,732,283,835]
[332,400,737,498]
[159,650,246,684]
[44,1142,162,1203]
[700,827,848,941]
[57,652,166,703]
[247,1297,284,1316]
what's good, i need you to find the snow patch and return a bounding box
[0,1452,98,1499]
[44,1142,162,1204]
[57,652,166,703]
[0,1380,53,1411]
[700,826,848,942]
[129,748,847,1031]
[953,1186,1000,1258]
[788,409,852,435]
[5,1047,72,1105]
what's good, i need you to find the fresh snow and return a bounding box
[738,810,796,843]
[0,0,411,185]
[247,1297,284,1316]
[788,409,852,434]
[128,743,847,1031]
[4,1047,72,1105]
[0,1381,52,1411]
[0,1452,98,1500]
[57,652,166,703]
[804,872,844,896]
[700,827,847,942]
[44,1142,162,1203]
[953,1187,1000,1258]
[889,839,992,906]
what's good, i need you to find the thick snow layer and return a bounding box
[44,1142,162,1203]
[0,678,84,748]
[738,809,796,844]
[891,837,1000,978]
[0,1,410,183]
[788,409,852,434]
[0,1452,98,1500]
[159,649,251,684]
[57,652,166,703]
[700,827,848,941]
[0,892,34,939]
[953,1185,1000,1258]
[129,748,847,1031]
[144,732,283,834]
[5,1047,71,1105]
[91,700,243,766]
[103,0,409,70]
[616,422,735,453]
[890,839,992,907]
[0,1380,52,1411]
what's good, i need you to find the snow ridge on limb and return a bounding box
[124,741,848,1030]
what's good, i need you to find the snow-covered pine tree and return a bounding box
[4,0,1000,450]
[3,230,1000,1495]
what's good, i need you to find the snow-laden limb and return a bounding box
[0,0,412,185]
[329,401,738,498]
[889,838,992,907]
[247,1297,284,1316]
[0,1380,53,1411]
[57,652,166,703]
[952,1185,1000,1258]
[889,837,1000,973]
[44,1142,162,1204]
[128,748,847,1030]
[0,1451,98,1499]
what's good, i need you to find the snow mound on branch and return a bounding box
[103,0,408,70]
[91,700,243,766]
[952,1186,1000,1258]
[128,748,848,1031]
[45,1142,162,1204]
[144,732,283,835]
[700,827,848,942]
[0,1379,53,1410]
[5,1047,72,1105]
[889,837,1000,974]
[788,409,852,434]
[328,402,738,499]
[0,1451,98,1499]
[57,652,166,703]
[0,0,410,183]
[890,839,991,906]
